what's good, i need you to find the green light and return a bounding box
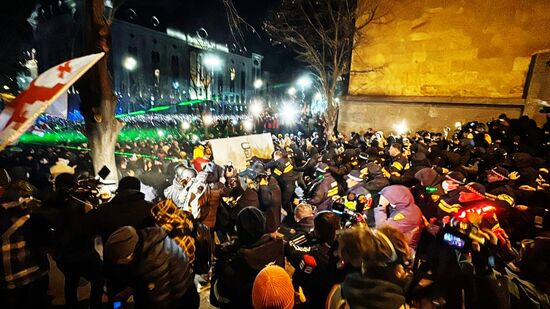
[114,100,205,119]
[127,110,146,116]
[148,105,171,112]
[178,99,203,106]
[57,145,180,161]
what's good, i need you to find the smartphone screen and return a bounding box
[443,233,465,249]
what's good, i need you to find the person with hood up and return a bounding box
[211,207,284,308]
[375,185,423,250]
[103,226,198,308]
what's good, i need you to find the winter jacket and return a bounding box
[348,182,370,197]
[258,177,282,233]
[0,204,49,290]
[86,190,155,241]
[286,241,343,309]
[211,234,284,308]
[389,153,410,177]
[105,227,197,309]
[201,181,232,228]
[307,174,340,211]
[376,185,423,249]
[43,190,98,266]
[330,272,408,309]
[267,157,298,212]
[163,180,186,209]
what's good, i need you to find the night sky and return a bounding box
[116,0,302,78]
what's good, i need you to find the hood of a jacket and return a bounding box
[239,234,283,271]
[341,272,406,309]
[380,185,415,210]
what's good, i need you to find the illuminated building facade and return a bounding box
[111,20,265,113]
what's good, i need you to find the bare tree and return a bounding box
[76,0,126,181]
[265,0,390,137]
[189,50,214,100]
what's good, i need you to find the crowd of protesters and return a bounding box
[1,111,550,309]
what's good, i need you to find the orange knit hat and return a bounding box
[252,265,295,309]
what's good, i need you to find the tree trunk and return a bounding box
[324,93,338,140]
[76,0,122,182]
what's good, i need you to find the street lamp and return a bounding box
[297,75,312,89]
[123,56,137,71]
[253,79,263,89]
[287,86,297,96]
[123,56,138,112]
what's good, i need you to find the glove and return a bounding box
[509,171,520,180]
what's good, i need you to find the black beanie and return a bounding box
[118,176,141,192]
[55,173,76,191]
[236,207,266,246]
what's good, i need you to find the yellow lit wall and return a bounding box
[349,0,550,98]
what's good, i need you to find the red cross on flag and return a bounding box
[0,52,104,151]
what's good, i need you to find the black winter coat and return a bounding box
[105,227,197,309]
[86,190,155,241]
[211,234,284,309]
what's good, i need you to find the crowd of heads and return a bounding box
[1,111,550,308]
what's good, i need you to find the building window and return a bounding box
[240,70,246,92]
[218,74,223,93]
[128,46,137,57]
[171,56,179,79]
[253,59,259,66]
[229,67,236,92]
[152,51,160,66]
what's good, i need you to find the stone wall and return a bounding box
[349,0,550,98]
[338,96,524,134]
[340,0,550,133]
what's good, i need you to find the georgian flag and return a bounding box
[0,53,104,151]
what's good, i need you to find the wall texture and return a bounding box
[339,96,523,134]
[341,0,550,134]
[349,0,550,97]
